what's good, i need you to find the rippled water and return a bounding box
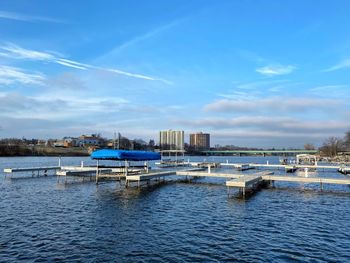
[0,156,349,262]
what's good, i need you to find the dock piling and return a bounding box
[95,160,99,184]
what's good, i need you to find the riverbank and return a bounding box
[0,145,89,157]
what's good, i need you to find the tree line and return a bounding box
[319,131,350,157]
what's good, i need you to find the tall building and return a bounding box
[159,130,184,151]
[190,132,210,151]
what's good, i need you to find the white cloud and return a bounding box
[0,65,45,85]
[0,43,55,60]
[0,43,171,83]
[256,64,296,76]
[324,59,350,72]
[55,59,88,70]
[0,10,63,23]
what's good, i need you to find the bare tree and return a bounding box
[304,143,315,150]
[343,130,350,151]
[320,137,342,157]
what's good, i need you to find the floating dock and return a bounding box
[3,166,60,178]
[226,174,265,197]
[232,164,254,171]
[219,162,349,173]
[125,170,176,187]
[3,157,350,199]
[179,169,350,197]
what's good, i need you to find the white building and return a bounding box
[159,130,184,151]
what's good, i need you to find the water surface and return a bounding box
[0,156,349,262]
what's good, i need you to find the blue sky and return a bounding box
[0,0,349,148]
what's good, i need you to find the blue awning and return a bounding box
[91,149,161,161]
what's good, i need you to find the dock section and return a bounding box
[219,162,349,173]
[226,174,264,197]
[3,166,60,178]
[125,170,175,188]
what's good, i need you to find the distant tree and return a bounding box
[343,130,350,151]
[119,137,131,150]
[304,143,315,150]
[148,139,155,147]
[320,137,342,157]
[132,139,148,150]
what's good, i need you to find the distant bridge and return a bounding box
[201,150,319,156]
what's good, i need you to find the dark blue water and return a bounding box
[1,156,349,262]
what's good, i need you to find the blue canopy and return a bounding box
[91,149,161,161]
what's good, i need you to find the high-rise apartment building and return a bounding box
[159,130,184,151]
[189,132,210,151]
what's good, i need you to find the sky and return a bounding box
[0,0,350,148]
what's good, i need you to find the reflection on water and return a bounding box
[0,156,350,262]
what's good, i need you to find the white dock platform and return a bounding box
[57,168,112,176]
[261,175,350,185]
[4,166,60,173]
[219,162,348,172]
[226,174,263,188]
[226,174,264,197]
[233,164,254,171]
[3,166,61,178]
[125,168,205,187]
[125,170,176,187]
[176,171,242,178]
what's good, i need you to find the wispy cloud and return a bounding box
[0,65,45,85]
[106,18,186,56]
[218,80,292,100]
[203,97,342,113]
[176,116,348,133]
[0,43,55,60]
[0,10,63,23]
[256,64,296,76]
[55,59,88,70]
[0,92,129,119]
[0,43,171,83]
[324,59,350,72]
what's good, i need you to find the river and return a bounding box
[0,156,349,262]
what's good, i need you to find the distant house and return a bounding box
[46,139,57,147]
[53,140,65,147]
[37,140,47,146]
[77,134,102,147]
[63,137,78,147]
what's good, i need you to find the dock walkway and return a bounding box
[3,166,60,178]
[226,174,264,197]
